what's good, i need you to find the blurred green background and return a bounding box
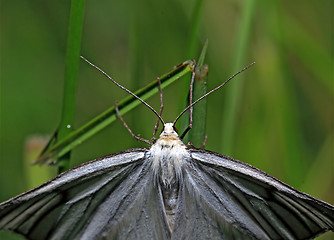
[0,0,333,239]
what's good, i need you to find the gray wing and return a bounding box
[0,149,170,240]
[172,149,334,240]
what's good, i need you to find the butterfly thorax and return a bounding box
[149,123,189,188]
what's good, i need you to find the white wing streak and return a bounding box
[177,160,269,240]
[78,160,170,240]
[0,149,171,240]
[189,149,334,239]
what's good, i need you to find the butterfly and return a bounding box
[0,58,333,240]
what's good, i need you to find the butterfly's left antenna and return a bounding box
[80,56,165,126]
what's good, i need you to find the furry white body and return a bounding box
[148,123,189,230]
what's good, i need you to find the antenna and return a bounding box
[174,62,256,131]
[81,56,255,141]
[80,56,165,125]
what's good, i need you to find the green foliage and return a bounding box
[0,0,333,239]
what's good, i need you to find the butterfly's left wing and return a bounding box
[173,149,334,240]
[0,149,171,240]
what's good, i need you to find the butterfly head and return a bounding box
[161,123,177,135]
[158,123,181,143]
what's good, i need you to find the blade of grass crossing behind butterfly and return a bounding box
[37,61,195,165]
[57,0,85,173]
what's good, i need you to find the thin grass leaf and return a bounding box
[178,0,205,126]
[263,2,305,186]
[129,10,145,143]
[301,134,333,198]
[220,0,255,155]
[36,61,195,165]
[186,0,205,59]
[57,0,85,173]
[280,14,332,94]
[187,39,208,147]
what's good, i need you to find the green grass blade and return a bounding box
[37,60,195,164]
[220,0,255,155]
[186,0,205,59]
[128,11,145,143]
[178,0,205,138]
[280,14,332,94]
[187,40,208,147]
[57,0,85,172]
[178,0,205,129]
[300,134,333,198]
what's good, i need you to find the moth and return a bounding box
[0,58,333,240]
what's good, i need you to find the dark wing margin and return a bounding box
[185,149,334,240]
[0,149,170,240]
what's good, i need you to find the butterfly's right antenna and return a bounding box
[174,62,255,138]
[80,56,165,126]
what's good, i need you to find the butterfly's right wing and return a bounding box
[174,149,334,240]
[0,149,170,240]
